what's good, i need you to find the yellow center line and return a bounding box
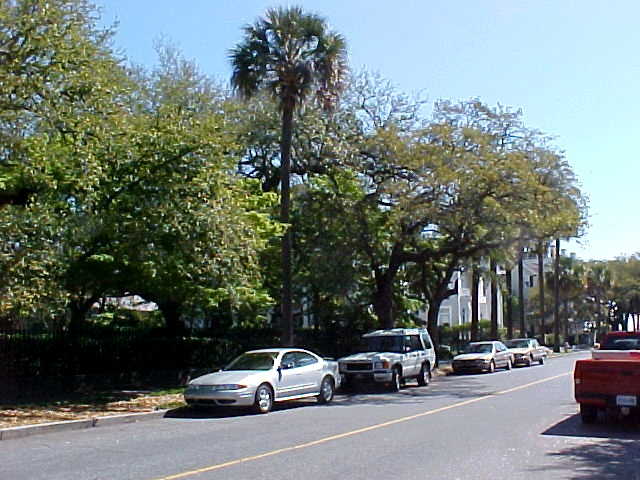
[154,371,572,480]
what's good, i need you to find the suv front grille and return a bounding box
[343,363,373,371]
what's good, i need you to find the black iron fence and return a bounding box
[0,324,360,402]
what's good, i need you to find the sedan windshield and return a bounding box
[225,352,276,371]
[505,340,529,349]
[466,343,493,354]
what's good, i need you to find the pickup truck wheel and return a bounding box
[389,368,401,392]
[417,363,431,386]
[580,404,598,423]
[317,376,335,404]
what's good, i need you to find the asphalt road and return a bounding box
[2,351,640,480]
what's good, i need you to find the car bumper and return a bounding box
[183,387,256,407]
[341,371,393,384]
[452,362,490,373]
[576,393,639,410]
[512,356,531,366]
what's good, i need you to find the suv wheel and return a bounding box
[389,367,401,392]
[417,363,431,387]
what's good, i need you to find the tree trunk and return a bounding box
[537,241,546,342]
[371,279,395,329]
[280,100,294,346]
[68,294,99,333]
[156,299,185,336]
[563,300,570,343]
[427,299,441,348]
[471,267,480,341]
[505,267,513,339]
[518,245,525,336]
[553,238,561,351]
[490,258,498,339]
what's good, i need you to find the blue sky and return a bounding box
[96,0,640,262]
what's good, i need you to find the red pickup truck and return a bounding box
[574,331,640,423]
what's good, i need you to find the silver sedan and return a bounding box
[452,341,514,374]
[183,348,341,413]
[504,338,547,366]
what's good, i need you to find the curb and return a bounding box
[0,410,168,441]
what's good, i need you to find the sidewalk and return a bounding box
[0,409,169,441]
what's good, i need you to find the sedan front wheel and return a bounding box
[317,376,335,404]
[253,383,274,414]
[487,360,496,373]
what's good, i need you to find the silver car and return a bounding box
[504,338,547,366]
[452,341,513,374]
[183,348,341,413]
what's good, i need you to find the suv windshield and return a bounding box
[363,335,405,353]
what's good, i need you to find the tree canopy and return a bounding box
[1,1,595,343]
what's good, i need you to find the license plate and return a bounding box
[616,395,637,407]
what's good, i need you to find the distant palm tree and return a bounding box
[230,6,348,345]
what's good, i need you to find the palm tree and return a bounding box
[230,6,348,346]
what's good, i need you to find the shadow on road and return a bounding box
[164,400,315,420]
[542,411,640,439]
[332,372,508,407]
[532,413,640,480]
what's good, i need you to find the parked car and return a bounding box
[452,341,513,374]
[183,348,341,414]
[338,328,436,391]
[504,338,547,367]
[574,331,640,423]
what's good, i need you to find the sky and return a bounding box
[96,0,640,262]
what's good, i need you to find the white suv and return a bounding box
[338,328,437,391]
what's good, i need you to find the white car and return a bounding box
[183,348,341,413]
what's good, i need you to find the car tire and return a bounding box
[505,358,512,370]
[417,363,431,386]
[580,404,598,424]
[539,356,545,365]
[487,360,496,373]
[317,376,335,404]
[525,355,532,367]
[389,367,401,392]
[253,383,274,414]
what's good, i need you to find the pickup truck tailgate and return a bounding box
[575,359,640,403]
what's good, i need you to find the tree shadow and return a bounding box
[333,374,499,407]
[532,413,640,479]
